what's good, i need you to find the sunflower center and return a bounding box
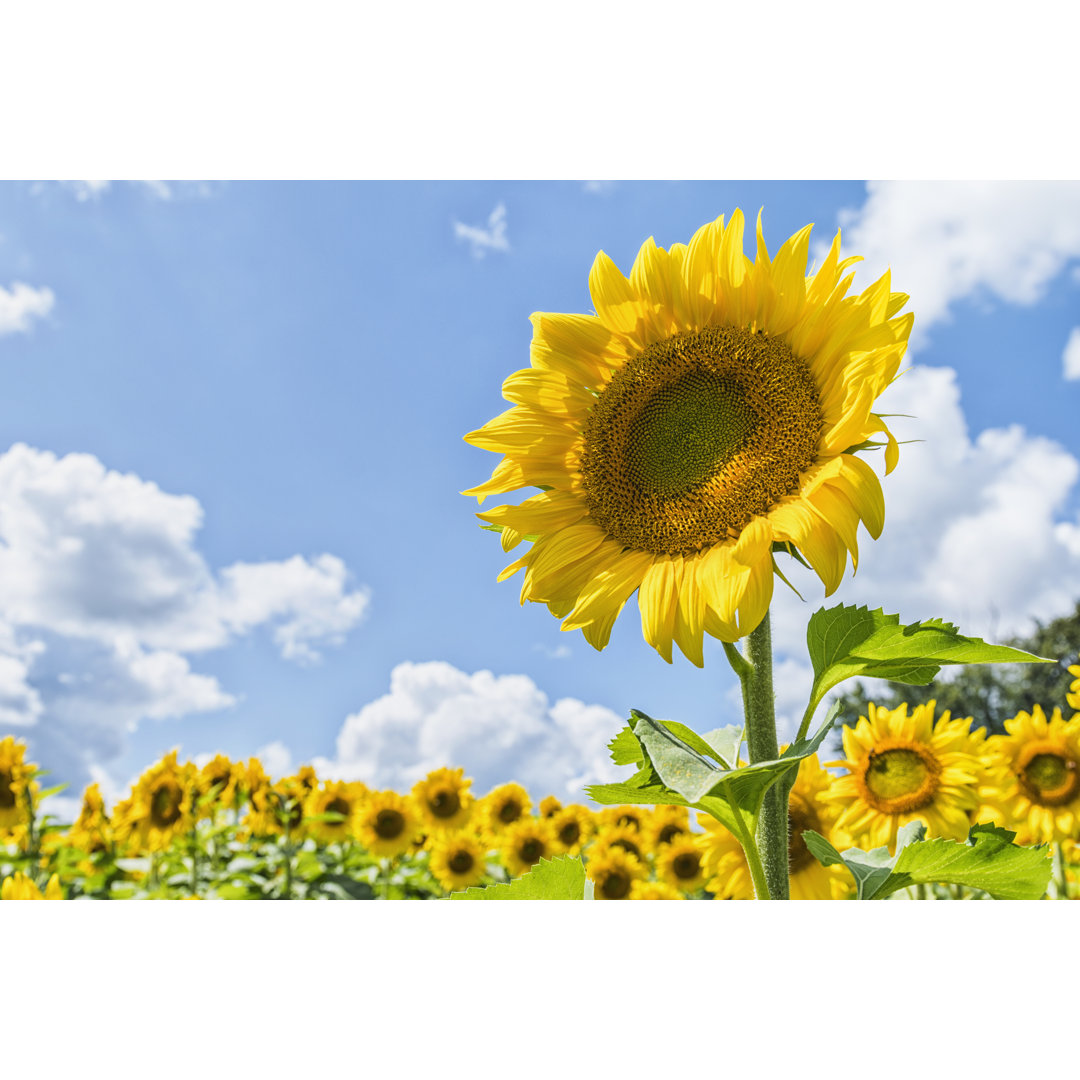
[325,797,351,822]
[498,799,522,824]
[616,813,640,829]
[672,851,701,881]
[430,790,461,819]
[860,745,940,814]
[518,838,544,864]
[657,823,685,845]
[580,326,823,557]
[787,793,821,874]
[375,808,405,839]
[611,838,641,859]
[600,871,630,900]
[0,770,15,810]
[448,851,474,874]
[150,783,183,828]
[1018,745,1079,807]
[558,821,581,846]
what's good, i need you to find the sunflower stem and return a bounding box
[722,781,770,900]
[1054,843,1070,900]
[742,611,789,900]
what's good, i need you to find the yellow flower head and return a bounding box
[985,705,1080,845]
[698,816,755,899]
[245,775,310,840]
[827,701,990,854]
[500,817,558,878]
[195,755,242,818]
[655,835,709,894]
[0,736,37,837]
[1068,663,1080,715]
[642,804,691,849]
[786,754,854,900]
[411,767,474,834]
[587,846,648,900]
[305,780,367,846]
[113,750,197,854]
[67,782,113,854]
[549,804,596,855]
[599,805,647,833]
[465,210,912,663]
[590,823,647,865]
[356,790,419,858]
[478,782,531,837]
[629,879,684,900]
[538,795,563,819]
[1,872,63,900]
[428,833,488,893]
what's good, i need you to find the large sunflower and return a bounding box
[428,833,488,893]
[500,817,557,878]
[356,790,419,859]
[985,705,1080,845]
[112,750,197,854]
[305,780,367,846]
[464,210,911,662]
[826,701,990,854]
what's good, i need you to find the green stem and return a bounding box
[189,826,199,898]
[1054,843,1070,900]
[742,611,789,900]
[722,784,770,900]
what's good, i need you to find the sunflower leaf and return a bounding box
[447,855,587,900]
[608,725,644,766]
[805,605,1052,717]
[804,823,1052,900]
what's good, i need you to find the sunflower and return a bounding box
[195,755,242,818]
[1068,663,1080,715]
[112,751,197,854]
[428,833,488,892]
[698,816,755,900]
[538,795,563,818]
[478,782,531,838]
[356,791,419,858]
[500,817,558,878]
[245,776,310,840]
[600,805,646,833]
[629,880,684,900]
[67,783,113,855]
[464,210,911,663]
[827,701,990,854]
[642,804,691,848]
[587,847,647,900]
[984,706,1080,845]
[786,754,854,900]
[305,781,367,846]
[656,836,709,894]
[590,823,647,864]
[1,872,63,900]
[411,767,474,834]
[550,804,596,854]
[0,737,36,838]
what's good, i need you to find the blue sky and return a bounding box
[3,180,1080,814]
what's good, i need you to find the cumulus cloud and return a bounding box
[1063,327,1080,381]
[827,181,1080,346]
[0,282,55,336]
[0,443,369,787]
[312,661,625,801]
[453,202,509,258]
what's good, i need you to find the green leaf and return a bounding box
[447,855,587,900]
[805,823,1052,900]
[608,725,644,766]
[805,604,1052,715]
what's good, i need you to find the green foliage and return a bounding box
[448,855,589,900]
[588,707,839,836]
[830,601,1080,737]
[804,822,1052,900]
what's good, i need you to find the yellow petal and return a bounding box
[562,549,653,650]
[672,556,706,667]
[589,250,641,338]
[638,558,679,663]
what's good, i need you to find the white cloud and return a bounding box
[1063,327,1080,381]
[0,282,55,336]
[312,661,625,802]
[532,642,571,660]
[829,181,1080,346]
[33,180,222,202]
[0,443,369,788]
[582,180,616,195]
[453,202,509,258]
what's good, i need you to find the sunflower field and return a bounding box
[3,662,1078,900]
